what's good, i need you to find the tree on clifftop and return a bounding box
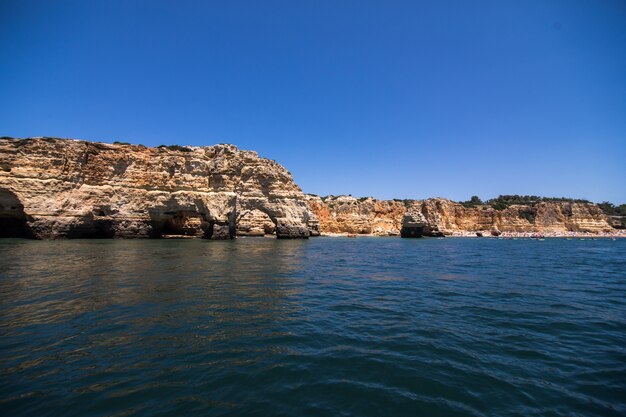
[460,196,483,208]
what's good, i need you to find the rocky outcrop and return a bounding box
[0,137,318,239]
[306,195,405,236]
[411,198,613,234]
[0,137,615,240]
[307,195,615,236]
[275,221,311,239]
[400,210,426,238]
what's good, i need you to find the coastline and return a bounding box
[319,230,626,238]
[449,230,626,238]
[1,138,622,240]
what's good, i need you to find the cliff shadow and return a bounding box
[148,209,218,238]
[0,189,35,238]
[66,214,116,239]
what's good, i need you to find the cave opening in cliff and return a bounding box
[0,189,34,238]
[159,211,208,238]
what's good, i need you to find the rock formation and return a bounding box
[400,210,427,238]
[305,195,405,236]
[0,137,319,239]
[411,198,613,234]
[307,195,615,236]
[0,137,616,240]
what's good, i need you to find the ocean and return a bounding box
[1,237,625,416]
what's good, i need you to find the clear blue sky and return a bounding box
[1,1,625,203]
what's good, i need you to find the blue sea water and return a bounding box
[1,237,625,416]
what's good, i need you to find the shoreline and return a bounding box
[319,231,626,238]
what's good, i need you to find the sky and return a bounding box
[1,1,625,203]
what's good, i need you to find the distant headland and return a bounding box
[1,137,624,239]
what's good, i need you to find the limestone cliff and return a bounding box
[0,137,615,239]
[306,195,405,236]
[411,198,613,234]
[0,137,319,239]
[307,196,614,236]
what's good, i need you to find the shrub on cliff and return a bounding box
[391,199,414,208]
[519,210,536,224]
[460,196,483,208]
[598,202,626,216]
[486,195,591,210]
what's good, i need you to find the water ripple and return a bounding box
[1,237,625,416]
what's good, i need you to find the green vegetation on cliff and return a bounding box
[598,202,626,216]
[460,196,483,208]
[598,202,626,229]
[487,195,591,210]
[459,195,593,211]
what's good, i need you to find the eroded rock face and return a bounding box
[275,220,311,239]
[400,210,426,238]
[237,209,275,236]
[308,195,614,235]
[306,195,405,236]
[410,198,613,234]
[0,138,318,239]
[1,138,614,239]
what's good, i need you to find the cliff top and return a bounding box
[1,136,242,153]
[307,193,611,210]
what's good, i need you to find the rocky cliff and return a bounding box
[0,137,616,240]
[306,195,405,236]
[307,196,614,236]
[411,198,613,234]
[0,137,319,239]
